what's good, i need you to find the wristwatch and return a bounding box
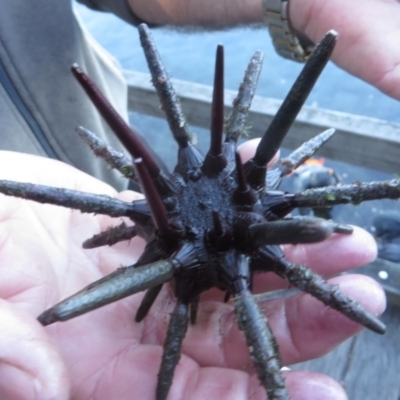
[263,0,314,62]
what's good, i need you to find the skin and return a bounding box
[128,0,400,100]
[0,148,385,400]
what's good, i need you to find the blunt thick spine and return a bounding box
[156,301,189,400]
[76,126,137,181]
[248,217,349,246]
[225,50,264,143]
[251,31,338,171]
[82,223,137,249]
[292,179,400,208]
[234,289,289,400]
[0,180,135,217]
[138,24,192,148]
[38,260,175,325]
[279,128,336,176]
[274,259,386,334]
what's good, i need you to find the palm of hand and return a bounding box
[0,151,385,400]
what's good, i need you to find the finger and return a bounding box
[93,342,347,400]
[237,138,280,166]
[262,274,385,365]
[198,224,376,302]
[169,274,384,370]
[282,225,377,274]
[66,339,346,400]
[172,365,347,400]
[253,225,377,293]
[0,151,115,195]
[0,300,69,400]
[290,0,400,99]
[283,371,347,400]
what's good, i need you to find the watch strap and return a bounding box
[263,0,314,62]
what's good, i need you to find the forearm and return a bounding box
[128,0,264,27]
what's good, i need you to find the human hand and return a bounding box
[290,0,400,100]
[0,149,385,399]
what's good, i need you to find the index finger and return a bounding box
[252,225,377,294]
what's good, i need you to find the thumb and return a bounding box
[0,299,70,400]
[238,138,280,166]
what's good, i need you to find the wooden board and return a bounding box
[124,70,400,174]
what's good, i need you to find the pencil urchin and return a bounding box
[0,24,398,400]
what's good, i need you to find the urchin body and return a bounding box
[0,25,396,400]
